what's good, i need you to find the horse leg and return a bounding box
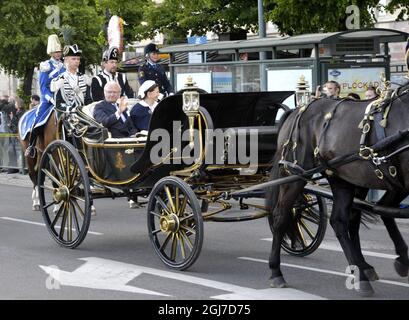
[328,177,374,297]
[32,186,40,211]
[377,191,409,277]
[19,137,40,211]
[348,188,379,281]
[269,180,306,288]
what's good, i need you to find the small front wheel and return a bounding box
[147,176,203,270]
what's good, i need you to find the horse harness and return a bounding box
[280,84,409,189]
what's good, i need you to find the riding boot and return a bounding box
[25,133,37,158]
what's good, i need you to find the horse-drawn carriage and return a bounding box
[37,79,328,270]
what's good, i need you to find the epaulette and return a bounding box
[39,60,51,72]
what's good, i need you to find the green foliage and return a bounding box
[265,0,381,35]
[134,0,259,42]
[386,0,409,21]
[136,0,408,40]
[0,0,147,96]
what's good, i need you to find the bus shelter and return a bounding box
[160,28,408,107]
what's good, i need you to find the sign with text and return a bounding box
[327,67,385,99]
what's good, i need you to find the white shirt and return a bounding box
[113,103,127,123]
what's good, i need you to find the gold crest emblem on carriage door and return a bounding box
[115,152,126,171]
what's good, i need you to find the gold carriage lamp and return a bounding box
[295,75,311,108]
[182,76,200,148]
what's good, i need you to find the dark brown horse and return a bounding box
[268,90,409,296]
[19,110,59,211]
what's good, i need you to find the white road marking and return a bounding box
[40,257,326,300]
[239,257,409,288]
[0,217,103,235]
[261,238,398,260]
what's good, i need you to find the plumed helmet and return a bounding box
[144,43,159,56]
[138,80,158,99]
[102,47,120,62]
[47,34,62,55]
[63,44,82,57]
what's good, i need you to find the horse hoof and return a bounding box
[356,281,375,297]
[363,268,379,282]
[32,205,40,211]
[91,205,97,217]
[270,276,287,288]
[129,200,140,209]
[394,259,409,277]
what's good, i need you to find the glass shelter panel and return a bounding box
[172,64,260,93]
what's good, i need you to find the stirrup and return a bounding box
[25,146,36,158]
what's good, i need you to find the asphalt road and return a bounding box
[0,173,409,302]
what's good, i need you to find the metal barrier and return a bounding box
[0,133,26,174]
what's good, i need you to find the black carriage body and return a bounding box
[72,91,292,191]
[40,91,327,265]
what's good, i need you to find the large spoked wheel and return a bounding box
[38,140,92,249]
[270,192,327,257]
[147,176,203,270]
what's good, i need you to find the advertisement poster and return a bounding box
[327,67,385,98]
[212,72,233,93]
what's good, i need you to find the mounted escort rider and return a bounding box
[138,43,174,98]
[51,44,89,110]
[23,35,65,158]
[90,46,134,102]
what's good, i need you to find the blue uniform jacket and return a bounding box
[138,62,173,96]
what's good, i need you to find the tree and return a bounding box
[386,0,409,20]
[0,1,51,100]
[0,1,105,99]
[264,0,381,36]
[137,0,408,41]
[134,0,259,42]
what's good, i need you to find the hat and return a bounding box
[138,80,157,99]
[102,47,120,62]
[144,43,159,56]
[47,34,62,55]
[63,44,82,57]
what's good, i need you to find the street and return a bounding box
[0,173,409,301]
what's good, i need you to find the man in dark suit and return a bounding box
[93,81,136,138]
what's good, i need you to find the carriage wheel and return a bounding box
[38,140,92,249]
[270,193,327,257]
[147,176,203,270]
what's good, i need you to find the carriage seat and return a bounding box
[104,130,148,144]
[220,126,279,163]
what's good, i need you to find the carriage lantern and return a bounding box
[182,76,200,148]
[295,75,311,108]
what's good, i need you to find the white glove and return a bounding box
[51,78,65,92]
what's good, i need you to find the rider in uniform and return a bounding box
[51,44,89,110]
[90,46,134,102]
[138,43,174,97]
[25,35,65,158]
